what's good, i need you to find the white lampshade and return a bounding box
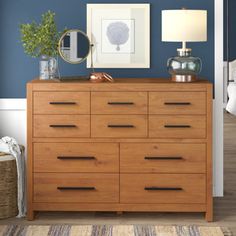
[162,9,207,42]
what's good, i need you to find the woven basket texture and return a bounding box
[0,156,18,219]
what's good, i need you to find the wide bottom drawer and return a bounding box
[34,173,119,203]
[120,174,206,204]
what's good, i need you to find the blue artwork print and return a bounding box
[106,21,129,51]
[102,19,135,54]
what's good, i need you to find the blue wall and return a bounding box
[0,0,214,98]
[224,0,228,61]
[224,0,236,61]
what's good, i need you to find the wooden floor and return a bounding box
[0,112,236,235]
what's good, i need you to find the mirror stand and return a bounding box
[57,29,113,83]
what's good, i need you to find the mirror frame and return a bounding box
[58,29,91,64]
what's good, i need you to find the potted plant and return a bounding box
[20,11,62,80]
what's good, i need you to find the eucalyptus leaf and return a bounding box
[20,10,64,58]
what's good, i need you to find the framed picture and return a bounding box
[87,4,150,68]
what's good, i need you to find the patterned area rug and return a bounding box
[0,225,232,236]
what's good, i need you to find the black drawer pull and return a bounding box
[50,125,77,128]
[164,125,191,128]
[57,187,96,191]
[164,102,191,106]
[145,187,183,191]
[49,102,77,105]
[57,156,96,160]
[108,125,135,128]
[145,156,183,160]
[108,102,134,105]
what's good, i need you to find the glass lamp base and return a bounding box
[167,48,202,83]
[172,75,197,83]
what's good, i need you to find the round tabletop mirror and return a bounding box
[58,29,91,64]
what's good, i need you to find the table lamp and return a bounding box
[162,9,207,82]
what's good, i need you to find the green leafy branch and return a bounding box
[20,11,63,57]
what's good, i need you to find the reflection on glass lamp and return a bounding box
[167,48,202,82]
[162,9,207,82]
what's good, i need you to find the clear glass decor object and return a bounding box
[39,55,58,80]
[167,49,202,82]
[48,57,57,79]
[39,55,49,80]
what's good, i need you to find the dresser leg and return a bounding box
[27,210,35,221]
[205,211,213,222]
[117,211,123,215]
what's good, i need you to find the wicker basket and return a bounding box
[0,153,18,219]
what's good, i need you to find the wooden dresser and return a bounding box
[27,78,213,221]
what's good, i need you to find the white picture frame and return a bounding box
[87,4,150,68]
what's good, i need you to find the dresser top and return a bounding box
[27,77,212,92]
[29,77,211,84]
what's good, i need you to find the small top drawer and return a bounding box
[33,115,90,138]
[33,92,90,114]
[149,115,206,139]
[91,92,147,114]
[91,115,148,138]
[149,92,206,115]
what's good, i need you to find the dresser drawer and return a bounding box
[120,174,206,204]
[149,115,206,139]
[91,115,148,138]
[149,92,206,115]
[34,143,119,173]
[120,143,206,173]
[91,92,147,114]
[33,92,90,114]
[33,115,90,138]
[34,173,119,203]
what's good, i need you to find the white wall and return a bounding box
[0,99,26,148]
[214,0,224,197]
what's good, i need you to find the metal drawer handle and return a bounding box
[57,187,96,191]
[108,102,134,105]
[145,156,183,160]
[107,125,135,128]
[164,125,191,128]
[164,102,191,106]
[49,125,77,128]
[145,187,183,191]
[57,156,96,160]
[49,102,77,105]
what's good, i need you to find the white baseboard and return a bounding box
[0,98,224,197]
[0,99,26,110]
[0,99,26,148]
